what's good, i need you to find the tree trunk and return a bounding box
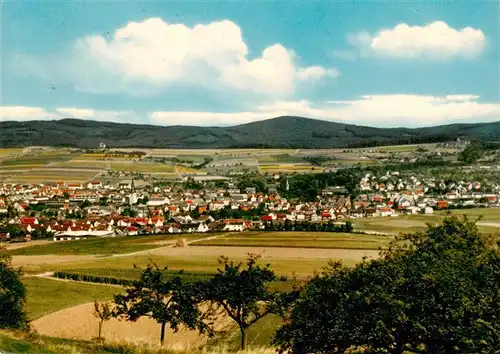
[160,322,166,347]
[98,320,103,339]
[395,340,404,354]
[239,325,247,351]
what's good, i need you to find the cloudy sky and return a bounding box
[1,1,499,127]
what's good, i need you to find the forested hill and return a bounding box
[1,116,499,149]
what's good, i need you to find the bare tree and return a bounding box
[92,300,113,341]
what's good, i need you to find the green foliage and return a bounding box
[184,177,203,190]
[458,141,500,164]
[80,200,92,209]
[2,117,499,149]
[114,264,208,346]
[302,156,335,166]
[53,271,137,286]
[262,220,354,233]
[193,157,214,169]
[120,208,137,217]
[237,174,268,193]
[274,217,500,353]
[201,254,277,350]
[30,229,54,240]
[136,196,149,205]
[0,249,28,330]
[0,225,25,239]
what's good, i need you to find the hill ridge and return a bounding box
[1,116,499,149]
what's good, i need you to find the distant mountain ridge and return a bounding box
[1,116,499,149]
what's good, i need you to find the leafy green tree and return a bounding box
[30,228,54,240]
[80,199,92,208]
[274,217,500,354]
[458,143,484,164]
[0,247,28,329]
[114,264,208,346]
[0,225,25,239]
[344,221,353,233]
[201,254,277,350]
[121,207,137,217]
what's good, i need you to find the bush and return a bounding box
[0,251,28,329]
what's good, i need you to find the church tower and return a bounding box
[129,177,138,205]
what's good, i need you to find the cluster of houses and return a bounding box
[1,171,499,241]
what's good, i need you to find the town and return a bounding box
[2,161,499,242]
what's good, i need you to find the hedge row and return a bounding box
[53,271,137,286]
[53,271,289,286]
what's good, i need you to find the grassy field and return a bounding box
[351,208,500,234]
[24,277,119,320]
[19,251,352,277]
[434,207,500,222]
[0,329,276,354]
[8,235,205,256]
[0,330,142,354]
[194,232,391,250]
[111,163,176,173]
[0,154,72,166]
[0,164,46,169]
[52,160,109,169]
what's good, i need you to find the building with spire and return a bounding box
[128,177,138,205]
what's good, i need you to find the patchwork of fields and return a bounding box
[0,145,437,183]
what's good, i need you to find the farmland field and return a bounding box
[8,234,205,256]
[193,231,391,250]
[0,145,455,179]
[111,162,176,172]
[16,244,379,277]
[351,208,500,234]
[52,159,110,169]
[3,169,97,183]
[24,277,118,320]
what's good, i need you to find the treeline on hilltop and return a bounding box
[1,117,499,148]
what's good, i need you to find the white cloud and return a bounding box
[0,106,138,123]
[33,18,336,95]
[335,21,486,60]
[55,107,135,122]
[150,94,500,127]
[3,94,498,127]
[296,66,340,81]
[55,107,96,118]
[150,111,271,126]
[0,106,55,121]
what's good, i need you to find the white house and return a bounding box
[196,223,209,233]
[87,181,102,190]
[168,226,182,234]
[147,197,170,207]
[406,206,421,215]
[379,208,395,217]
[223,220,246,232]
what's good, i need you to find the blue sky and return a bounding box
[1,0,499,127]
